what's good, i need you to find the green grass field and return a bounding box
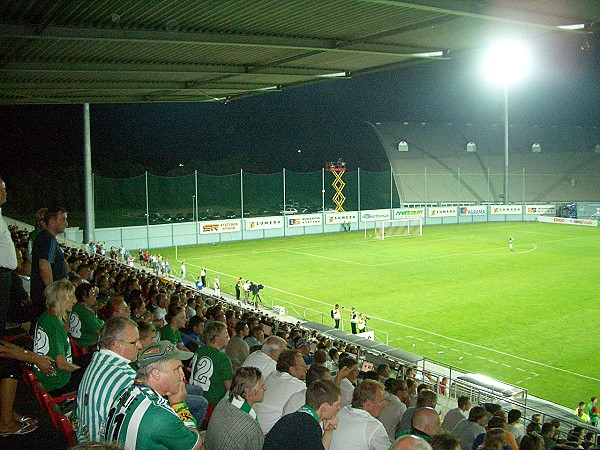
[157,221,600,408]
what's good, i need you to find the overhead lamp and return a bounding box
[398,141,408,152]
[532,143,541,153]
[255,85,282,92]
[319,71,350,78]
[411,51,445,58]
[557,23,586,30]
[466,142,476,152]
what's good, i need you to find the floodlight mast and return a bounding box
[483,40,530,205]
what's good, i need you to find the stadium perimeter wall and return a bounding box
[62,203,600,250]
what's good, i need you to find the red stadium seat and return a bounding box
[21,366,77,446]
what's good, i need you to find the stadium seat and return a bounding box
[21,366,77,446]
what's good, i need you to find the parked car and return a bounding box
[185,213,194,221]
[147,212,160,223]
[161,213,172,222]
[280,206,298,215]
[225,211,237,219]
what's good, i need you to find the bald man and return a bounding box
[396,407,441,442]
[392,435,433,450]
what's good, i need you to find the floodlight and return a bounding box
[483,40,531,85]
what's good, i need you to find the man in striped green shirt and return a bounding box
[76,317,141,443]
[105,340,202,449]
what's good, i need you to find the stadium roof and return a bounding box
[1,0,598,105]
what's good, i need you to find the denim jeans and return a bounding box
[185,384,208,425]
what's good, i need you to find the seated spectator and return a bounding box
[312,348,329,368]
[393,435,434,450]
[396,407,441,442]
[377,363,391,382]
[526,420,541,435]
[0,339,54,436]
[69,283,103,350]
[264,379,341,450]
[442,395,471,432]
[518,433,545,450]
[138,320,158,348]
[152,292,168,326]
[253,349,308,434]
[582,432,595,450]
[295,338,313,365]
[452,405,488,450]
[226,320,250,368]
[429,432,461,450]
[241,335,287,380]
[129,297,147,322]
[104,341,202,449]
[182,315,205,350]
[160,304,189,351]
[541,422,556,450]
[507,409,525,444]
[566,426,585,448]
[396,389,438,436]
[329,379,390,450]
[283,365,333,416]
[244,324,264,348]
[97,296,130,321]
[190,321,232,407]
[205,367,266,450]
[378,378,408,441]
[33,279,88,394]
[76,317,141,443]
[337,356,359,407]
[473,415,518,450]
[478,428,508,450]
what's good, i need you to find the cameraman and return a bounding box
[358,313,369,333]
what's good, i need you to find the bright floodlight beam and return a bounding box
[483,40,531,204]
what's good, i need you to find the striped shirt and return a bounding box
[76,349,136,444]
[105,383,199,450]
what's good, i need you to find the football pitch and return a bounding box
[158,221,600,408]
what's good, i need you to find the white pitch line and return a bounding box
[488,360,498,364]
[370,315,600,383]
[185,233,598,384]
[516,368,526,372]
[502,364,512,368]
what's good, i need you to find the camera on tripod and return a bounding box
[250,282,264,295]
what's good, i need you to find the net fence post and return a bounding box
[145,171,149,249]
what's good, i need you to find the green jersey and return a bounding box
[69,302,104,349]
[160,323,182,345]
[105,383,199,450]
[190,345,233,406]
[33,311,72,392]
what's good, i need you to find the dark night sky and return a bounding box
[1,32,598,179]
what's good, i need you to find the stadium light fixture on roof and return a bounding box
[482,39,531,205]
[318,71,351,78]
[483,39,531,85]
[557,23,585,30]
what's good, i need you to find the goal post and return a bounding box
[368,218,423,240]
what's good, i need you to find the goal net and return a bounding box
[372,218,422,240]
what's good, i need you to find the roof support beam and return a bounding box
[0,61,337,77]
[0,24,442,57]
